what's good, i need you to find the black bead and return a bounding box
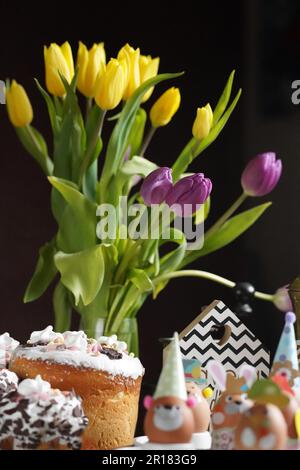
[233,281,256,319]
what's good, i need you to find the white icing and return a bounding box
[28,326,63,345]
[0,332,19,351]
[13,345,144,380]
[18,374,51,398]
[63,331,87,351]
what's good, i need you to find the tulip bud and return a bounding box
[150,87,181,128]
[273,286,293,312]
[77,41,106,98]
[241,152,282,197]
[192,104,213,140]
[44,42,75,96]
[117,43,140,99]
[6,80,33,127]
[166,173,212,216]
[139,55,160,102]
[141,167,173,206]
[94,58,127,110]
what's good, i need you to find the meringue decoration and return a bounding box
[0,332,19,351]
[17,374,51,399]
[28,325,63,345]
[63,330,88,351]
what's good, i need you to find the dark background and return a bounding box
[0,0,299,401]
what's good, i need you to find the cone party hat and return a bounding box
[271,312,300,389]
[154,332,187,401]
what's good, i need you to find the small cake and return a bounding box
[9,326,144,450]
[0,373,88,450]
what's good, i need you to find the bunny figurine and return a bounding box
[207,360,257,450]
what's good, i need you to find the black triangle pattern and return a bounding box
[180,341,270,358]
[182,327,260,345]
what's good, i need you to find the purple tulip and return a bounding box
[141,167,173,205]
[273,286,293,312]
[241,152,282,197]
[166,173,212,216]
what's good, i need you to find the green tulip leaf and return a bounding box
[76,244,118,320]
[48,176,97,252]
[120,156,158,178]
[81,105,104,200]
[35,79,59,134]
[53,281,72,332]
[24,239,57,303]
[54,245,105,306]
[183,202,272,266]
[53,112,74,180]
[125,107,147,157]
[83,159,99,202]
[129,269,153,293]
[151,228,187,293]
[195,197,211,225]
[213,70,236,125]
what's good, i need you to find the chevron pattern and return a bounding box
[179,301,270,404]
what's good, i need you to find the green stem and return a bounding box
[153,269,274,303]
[206,192,248,237]
[172,137,198,182]
[140,126,156,156]
[79,109,106,187]
[26,126,53,176]
[113,240,139,285]
[85,97,93,122]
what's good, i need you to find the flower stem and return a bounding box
[26,125,53,176]
[153,269,274,303]
[79,109,105,188]
[140,126,156,157]
[206,192,248,237]
[85,97,93,122]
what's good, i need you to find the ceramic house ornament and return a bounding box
[207,360,256,450]
[143,332,196,450]
[178,300,270,409]
[270,312,300,389]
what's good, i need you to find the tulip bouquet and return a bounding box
[5,41,287,353]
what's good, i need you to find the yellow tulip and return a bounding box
[6,80,33,127]
[44,42,74,96]
[139,55,160,102]
[192,104,213,140]
[117,43,140,99]
[77,41,106,98]
[150,87,181,128]
[94,58,127,110]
